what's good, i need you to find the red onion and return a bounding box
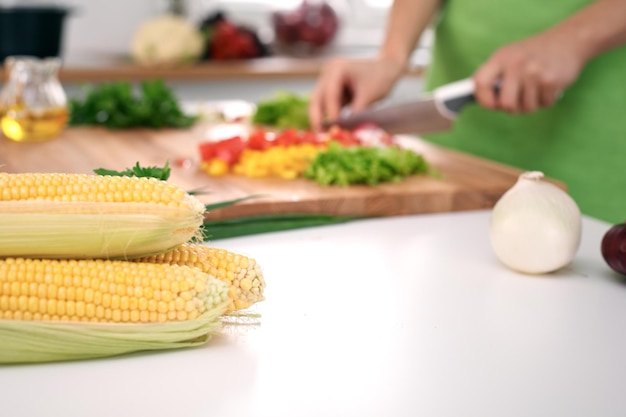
[601,222,626,275]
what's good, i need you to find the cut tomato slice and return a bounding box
[274,128,301,146]
[198,141,218,161]
[247,128,273,150]
[326,125,361,146]
[299,130,323,145]
[215,136,246,165]
[199,135,246,166]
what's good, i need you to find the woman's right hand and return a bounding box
[308,56,406,131]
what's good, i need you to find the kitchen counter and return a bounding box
[0,53,427,103]
[1,209,624,417]
[0,54,425,83]
[1,125,622,416]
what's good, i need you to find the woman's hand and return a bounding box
[308,56,406,130]
[473,30,588,114]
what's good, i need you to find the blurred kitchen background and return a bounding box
[0,0,432,103]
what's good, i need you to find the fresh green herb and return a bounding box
[303,142,430,186]
[94,161,172,181]
[202,213,357,240]
[252,91,310,129]
[69,79,197,129]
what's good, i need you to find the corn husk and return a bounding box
[0,301,227,364]
[0,199,205,259]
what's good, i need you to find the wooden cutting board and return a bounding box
[0,126,535,220]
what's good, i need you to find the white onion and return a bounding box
[489,171,582,274]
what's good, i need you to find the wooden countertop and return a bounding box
[0,54,425,83]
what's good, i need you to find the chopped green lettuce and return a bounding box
[304,142,429,186]
[252,91,310,129]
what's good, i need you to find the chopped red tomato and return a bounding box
[274,128,301,146]
[198,136,246,166]
[198,141,217,161]
[247,128,273,150]
[326,125,361,147]
[299,130,323,145]
[198,125,394,172]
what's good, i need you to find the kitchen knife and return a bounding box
[328,78,476,135]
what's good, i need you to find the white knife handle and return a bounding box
[433,78,476,119]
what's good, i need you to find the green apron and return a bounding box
[423,0,626,223]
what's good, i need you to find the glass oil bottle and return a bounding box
[0,56,69,142]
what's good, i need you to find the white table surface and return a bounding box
[2,209,625,417]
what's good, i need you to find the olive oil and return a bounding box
[1,105,69,142]
[0,56,68,142]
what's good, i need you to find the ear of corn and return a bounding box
[0,173,206,259]
[133,243,265,313]
[0,308,223,363]
[0,257,229,363]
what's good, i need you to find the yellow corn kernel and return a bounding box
[133,243,265,312]
[0,173,206,259]
[231,144,321,179]
[279,169,298,180]
[200,159,230,177]
[0,257,228,323]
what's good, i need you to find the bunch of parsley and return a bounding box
[69,79,197,129]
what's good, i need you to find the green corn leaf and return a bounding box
[0,303,226,364]
[202,213,358,240]
[204,195,265,211]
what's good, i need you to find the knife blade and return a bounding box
[327,78,476,135]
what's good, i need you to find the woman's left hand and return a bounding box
[473,30,588,113]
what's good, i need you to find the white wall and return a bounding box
[58,0,427,103]
[59,0,317,59]
[59,0,429,62]
[62,0,169,59]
